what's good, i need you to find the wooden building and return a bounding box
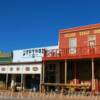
[0,46,58,91]
[41,23,100,93]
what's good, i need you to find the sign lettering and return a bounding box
[64,33,76,38]
[23,48,45,57]
[79,31,90,36]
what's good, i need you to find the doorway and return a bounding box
[24,74,40,91]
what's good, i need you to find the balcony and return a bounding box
[43,45,100,61]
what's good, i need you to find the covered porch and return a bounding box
[41,58,100,93]
[0,62,42,92]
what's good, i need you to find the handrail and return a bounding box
[43,45,100,59]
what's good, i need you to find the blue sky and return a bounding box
[0,0,100,51]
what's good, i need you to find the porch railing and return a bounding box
[43,45,100,60]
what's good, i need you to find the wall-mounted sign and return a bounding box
[0,64,42,74]
[64,29,100,38]
[64,33,76,38]
[13,46,58,62]
[79,31,90,36]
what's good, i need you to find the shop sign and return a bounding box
[13,46,58,62]
[0,64,42,74]
[79,31,90,36]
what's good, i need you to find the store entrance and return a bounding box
[25,74,40,91]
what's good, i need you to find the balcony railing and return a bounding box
[43,45,100,60]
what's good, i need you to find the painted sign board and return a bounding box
[13,46,58,62]
[0,64,42,74]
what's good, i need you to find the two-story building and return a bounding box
[42,23,100,93]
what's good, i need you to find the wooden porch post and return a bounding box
[39,63,42,92]
[91,58,95,92]
[74,61,77,85]
[41,61,45,92]
[65,60,67,84]
[6,73,8,89]
[43,61,45,83]
[21,74,23,90]
[74,62,76,79]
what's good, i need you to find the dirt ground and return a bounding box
[0,90,100,100]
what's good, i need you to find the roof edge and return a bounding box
[59,23,100,33]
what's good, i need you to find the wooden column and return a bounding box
[6,74,8,89]
[23,75,26,90]
[74,62,77,85]
[42,61,45,83]
[65,60,67,84]
[39,64,42,91]
[91,58,95,91]
[41,61,45,92]
[21,74,23,90]
[74,62,76,79]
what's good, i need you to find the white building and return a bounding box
[0,45,58,91]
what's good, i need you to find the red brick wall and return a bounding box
[59,24,100,55]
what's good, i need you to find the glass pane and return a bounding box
[69,38,77,54]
